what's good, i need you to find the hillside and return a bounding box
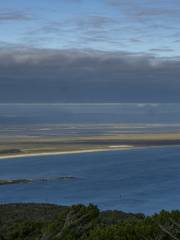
[0,203,180,240]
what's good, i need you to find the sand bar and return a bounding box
[0,146,134,160]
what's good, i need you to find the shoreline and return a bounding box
[0,146,134,160]
[1,144,180,160]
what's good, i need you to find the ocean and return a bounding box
[0,103,180,125]
[0,146,180,214]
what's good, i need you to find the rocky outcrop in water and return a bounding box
[0,179,31,185]
[0,176,79,185]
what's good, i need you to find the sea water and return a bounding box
[0,146,180,214]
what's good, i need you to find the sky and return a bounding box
[0,0,180,102]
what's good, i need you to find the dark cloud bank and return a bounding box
[0,10,32,22]
[0,47,179,103]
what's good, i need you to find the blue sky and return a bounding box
[0,0,180,103]
[0,0,180,56]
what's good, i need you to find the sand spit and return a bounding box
[0,146,133,160]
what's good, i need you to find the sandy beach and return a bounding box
[0,145,134,160]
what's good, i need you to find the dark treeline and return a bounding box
[0,203,180,240]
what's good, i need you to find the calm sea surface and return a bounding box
[0,146,180,215]
[0,103,180,125]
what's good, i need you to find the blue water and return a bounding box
[1,103,180,137]
[1,103,180,124]
[1,146,180,214]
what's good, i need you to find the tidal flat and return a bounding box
[1,123,180,158]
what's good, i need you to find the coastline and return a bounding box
[0,145,134,160]
[1,143,180,160]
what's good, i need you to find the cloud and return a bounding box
[0,47,179,103]
[136,8,180,18]
[0,10,32,22]
[64,0,82,2]
[129,38,142,43]
[22,15,119,49]
[30,15,114,36]
[106,0,131,6]
[150,48,174,53]
[75,15,115,29]
[106,0,180,21]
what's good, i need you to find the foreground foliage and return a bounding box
[0,203,180,240]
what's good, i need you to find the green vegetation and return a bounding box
[0,204,180,239]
